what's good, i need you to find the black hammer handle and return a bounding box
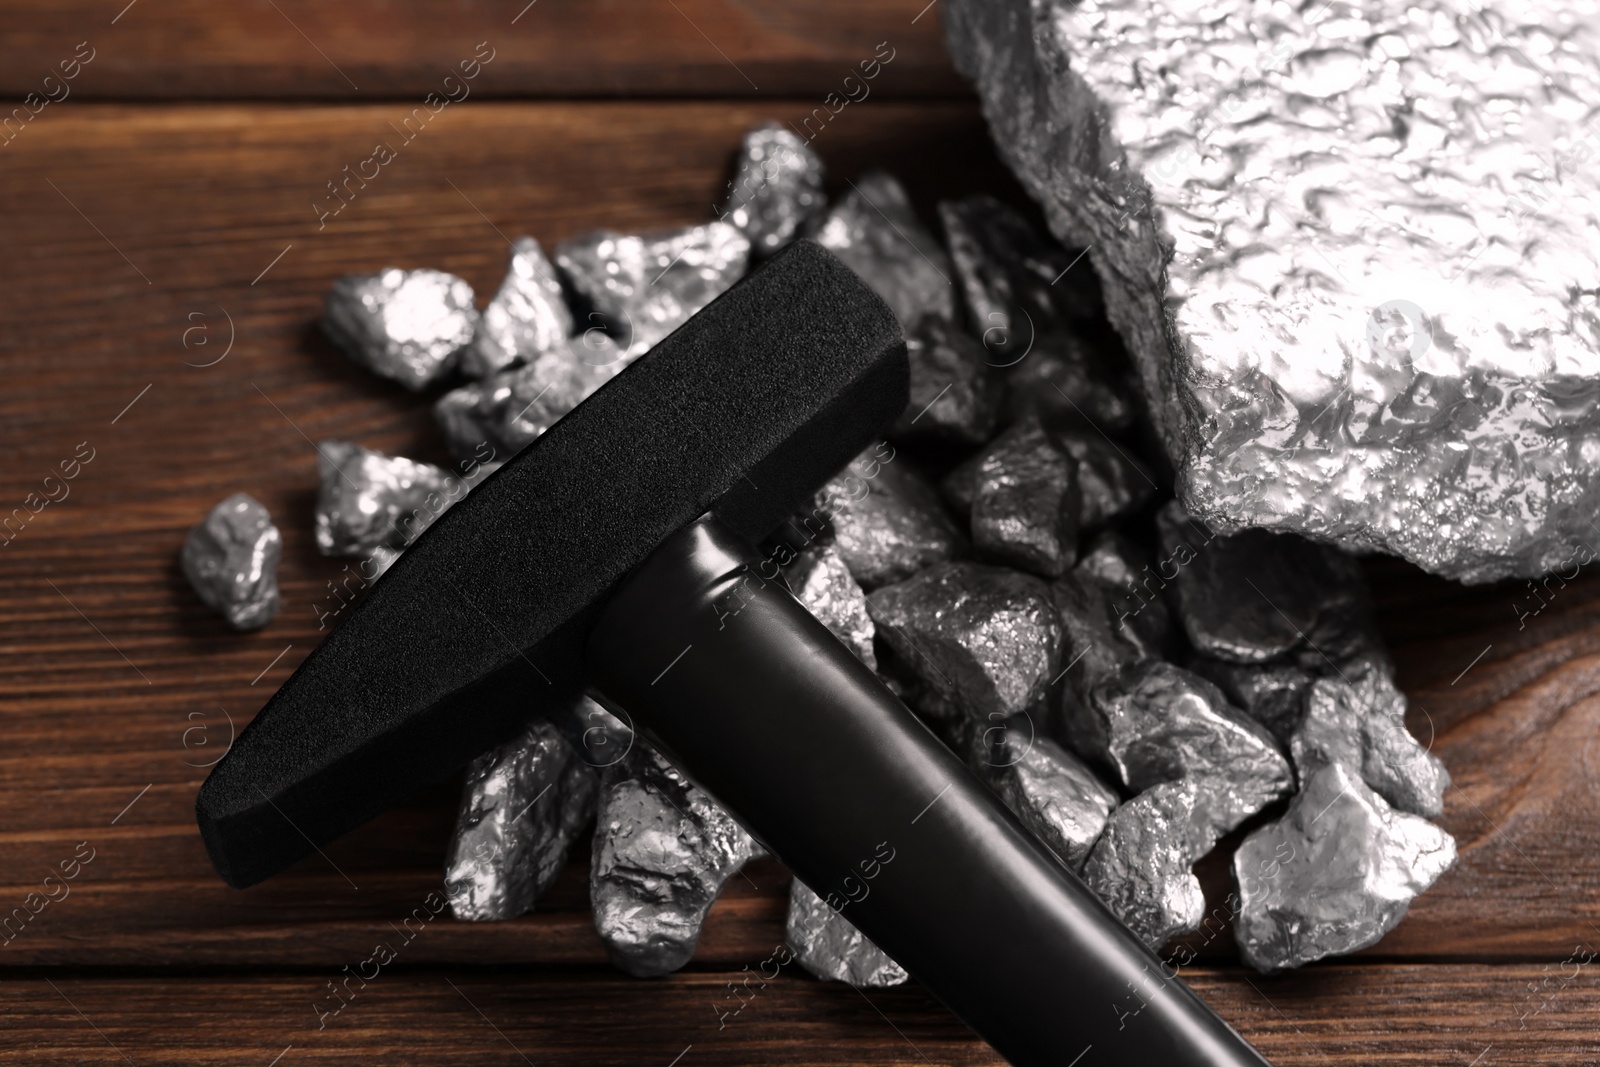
[586,514,1271,1067]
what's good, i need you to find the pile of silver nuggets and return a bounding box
[180,123,1455,982]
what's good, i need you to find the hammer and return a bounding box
[197,240,1270,1067]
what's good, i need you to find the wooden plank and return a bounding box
[0,0,966,101]
[3,963,1596,1064]
[2,99,1599,975]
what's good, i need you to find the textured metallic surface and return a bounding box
[1191,658,1315,745]
[1005,337,1140,434]
[944,0,1600,582]
[1158,501,1366,667]
[807,170,953,329]
[322,267,477,390]
[719,124,826,259]
[785,542,878,669]
[590,744,763,977]
[461,237,573,380]
[940,192,1101,364]
[434,337,625,462]
[969,419,1079,577]
[179,492,281,631]
[889,317,1005,444]
[1058,430,1156,529]
[967,714,1120,871]
[1233,761,1457,971]
[786,878,909,988]
[1050,570,1151,714]
[1293,674,1450,818]
[1074,530,1172,657]
[813,448,966,590]
[555,222,750,359]
[866,561,1060,722]
[445,714,597,921]
[1081,661,1293,841]
[1076,530,1148,590]
[313,440,460,558]
[1082,779,1210,948]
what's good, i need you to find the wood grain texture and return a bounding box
[3,98,1600,1062]
[0,0,966,100]
[3,964,1595,1064]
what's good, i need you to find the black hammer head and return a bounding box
[196,241,907,888]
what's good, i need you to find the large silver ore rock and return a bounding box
[719,124,826,259]
[591,744,763,977]
[446,715,598,921]
[323,268,477,390]
[556,222,750,358]
[180,492,281,631]
[807,170,954,329]
[944,0,1600,582]
[786,878,909,988]
[461,237,573,379]
[866,561,1061,723]
[1233,761,1456,971]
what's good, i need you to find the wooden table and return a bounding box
[2,3,1598,1063]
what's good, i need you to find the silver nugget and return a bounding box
[807,171,953,329]
[719,124,826,258]
[1190,658,1315,745]
[889,318,1005,445]
[180,492,281,631]
[314,440,463,560]
[1050,570,1153,715]
[1293,674,1449,819]
[969,419,1079,577]
[786,878,908,988]
[1082,779,1212,948]
[591,744,763,977]
[1057,430,1156,530]
[323,268,477,390]
[939,193,1102,364]
[446,714,598,921]
[435,336,626,462]
[1233,761,1457,971]
[805,446,966,590]
[785,542,877,669]
[556,222,750,358]
[969,713,1120,871]
[461,237,573,379]
[1081,661,1293,841]
[1072,531,1172,660]
[866,561,1061,722]
[945,0,1600,581]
